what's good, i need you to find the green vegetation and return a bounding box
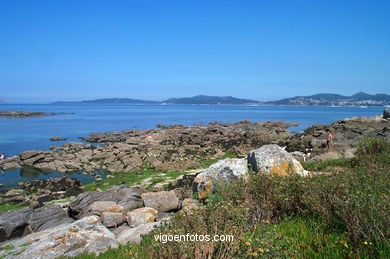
[0,245,14,251]
[84,151,238,192]
[0,203,26,212]
[77,137,389,258]
[83,168,190,192]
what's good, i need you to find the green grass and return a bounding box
[83,168,191,192]
[303,158,351,171]
[74,137,389,259]
[240,216,353,258]
[0,203,27,212]
[0,245,14,251]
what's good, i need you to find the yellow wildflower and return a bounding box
[258,248,264,253]
[364,241,368,245]
[245,242,251,246]
[252,252,258,257]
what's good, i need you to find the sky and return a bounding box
[0,0,389,103]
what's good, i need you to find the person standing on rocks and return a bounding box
[326,129,334,153]
[0,153,5,160]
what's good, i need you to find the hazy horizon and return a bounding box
[1,0,389,103]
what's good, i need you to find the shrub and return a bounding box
[85,138,389,258]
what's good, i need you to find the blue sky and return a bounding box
[0,0,389,103]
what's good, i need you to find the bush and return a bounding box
[353,137,390,175]
[86,138,390,258]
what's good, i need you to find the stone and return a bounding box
[126,207,158,227]
[117,222,161,245]
[384,108,390,119]
[18,177,84,205]
[100,212,126,228]
[5,188,23,196]
[0,205,75,242]
[19,150,42,161]
[181,198,199,213]
[0,208,33,241]
[157,212,174,222]
[69,191,117,218]
[29,205,74,232]
[110,224,131,236]
[307,151,343,162]
[0,216,119,258]
[0,161,21,171]
[195,158,248,198]
[290,151,306,163]
[50,137,67,141]
[87,201,124,216]
[247,144,308,176]
[141,191,180,212]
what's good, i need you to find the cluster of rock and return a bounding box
[0,186,198,258]
[194,144,309,198]
[286,115,390,157]
[0,121,294,173]
[0,177,83,207]
[0,111,57,117]
[49,137,67,141]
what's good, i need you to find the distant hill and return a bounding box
[162,95,260,105]
[52,95,261,105]
[51,92,390,106]
[52,98,158,105]
[264,92,390,106]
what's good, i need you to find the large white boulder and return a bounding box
[247,144,308,176]
[195,158,248,198]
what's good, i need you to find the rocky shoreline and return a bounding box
[1,116,389,177]
[0,114,389,257]
[0,111,76,118]
[0,143,312,257]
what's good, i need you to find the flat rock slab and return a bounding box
[141,190,179,212]
[117,222,161,245]
[0,216,119,258]
[0,205,74,242]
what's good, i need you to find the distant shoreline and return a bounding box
[1,103,388,108]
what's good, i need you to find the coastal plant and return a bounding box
[74,137,389,258]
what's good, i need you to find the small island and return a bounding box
[0,111,57,118]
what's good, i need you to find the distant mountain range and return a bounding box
[163,95,259,105]
[52,92,390,106]
[264,92,390,106]
[53,95,260,105]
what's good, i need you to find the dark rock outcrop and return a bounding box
[0,177,83,207]
[384,108,390,119]
[0,205,73,241]
[1,121,294,174]
[50,137,68,141]
[69,186,145,219]
[0,111,57,117]
[287,115,390,155]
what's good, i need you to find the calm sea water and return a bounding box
[0,104,384,189]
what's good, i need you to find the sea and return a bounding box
[0,104,384,189]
